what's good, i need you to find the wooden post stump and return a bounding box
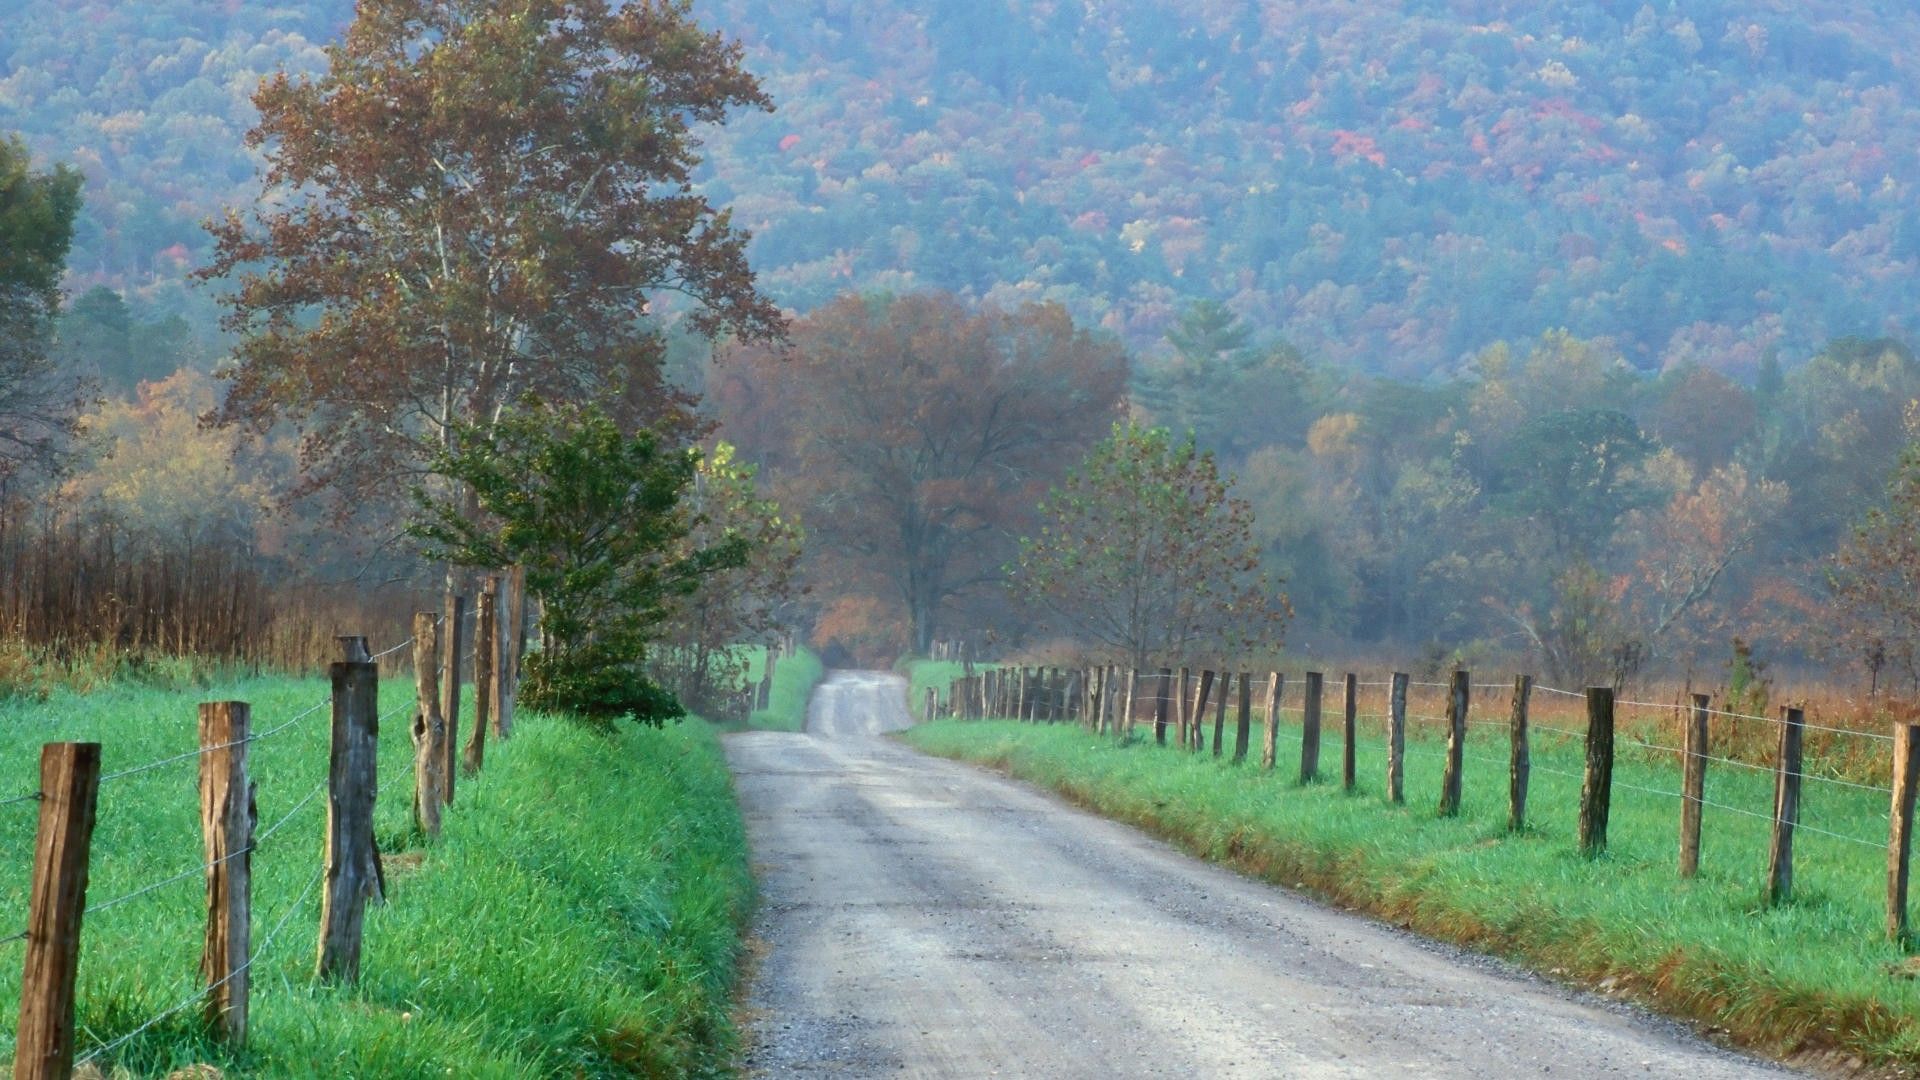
[463,578,496,777]
[1342,673,1358,791]
[1438,671,1468,817]
[1232,672,1252,764]
[1387,673,1408,804]
[440,593,466,805]
[1154,668,1172,746]
[199,702,254,1043]
[1261,673,1284,771]
[317,648,381,983]
[411,613,446,838]
[1301,672,1323,784]
[14,742,101,1080]
[1679,694,1709,878]
[1508,676,1532,833]
[1890,722,1920,944]
[1766,706,1805,906]
[1579,687,1615,857]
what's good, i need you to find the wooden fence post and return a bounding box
[1508,676,1532,833]
[1579,687,1615,857]
[440,593,466,806]
[925,687,936,723]
[1232,673,1252,764]
[1680,693,1709,878]
[1154,668,1172,746]
[1119,669,1137,744]
[493,569,519,741]
[463,578,496,777]
[198,702,253,1043]
[1890,722,1920,944]
[318,645,381,983]
[1342,673,1358,791]
[1175,668,1192,749]
[411,613,445,839]
[1189,670,1214,754]
[1438,670,1468,817]
[1388,673,1408,804]
[1301,671,1323,784]
[1091,667,1106,734]
[1766,705,1805,906]
[14,742,102,1080]
[1261,673,1283,771]
[1212,672,1230,758]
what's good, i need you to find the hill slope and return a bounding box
[5,0,1920,372]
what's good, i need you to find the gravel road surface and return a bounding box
[727,670,1790,1078]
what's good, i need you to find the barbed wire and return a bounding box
[84,772,331,919]
[369,635,415,662]
[96,695,331,786]
[0,789,42,809]
[76,859,326,1067]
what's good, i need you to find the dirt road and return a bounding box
[727,671,1789,1078]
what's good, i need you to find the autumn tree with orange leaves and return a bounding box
[718,292,1128,658]
[201,0,783,515]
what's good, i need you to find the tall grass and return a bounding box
[0,674,750,1076]
[903,713,1920,1068]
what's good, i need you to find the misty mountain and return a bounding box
[5,0,1920,374]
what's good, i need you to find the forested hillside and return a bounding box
[7,0,1920,371]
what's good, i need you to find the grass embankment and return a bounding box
[737,645,824,731]
[902,715,1920,1071]
[0,674,750,1077]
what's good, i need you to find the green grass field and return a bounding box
[902,707,1920,1069]
[0,671,751,1077]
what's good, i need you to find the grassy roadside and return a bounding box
[740,646,824,731]
[901,718,1920,1073]
[0,676,751,1077]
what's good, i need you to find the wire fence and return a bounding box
[0,595,530,1072]
[941,658,1920,945]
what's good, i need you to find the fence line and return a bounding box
[941,659,1920,947]
[7,575,535,1077]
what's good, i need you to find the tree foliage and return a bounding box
[1012,422,1289,669]
[0,135,87,479]
[201,0,783,504]
[649,442,804,717]
[1829,425,1920,694]
[718,292,1128,657]
[410,403,746,726]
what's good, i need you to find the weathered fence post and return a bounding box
[1212,672,1230,757]
[1579,687,1615,857]
[1508,676,1532,832]
[463,578,496,776]
[440,593,466,805]
[1438,671,1468,817]
[411,613,445,838]
[1261,672,1284,771]
[318,643,381,983]
[14,742,102,1080]
[1890,722,1920,944]
[1154,668,1172,746]
[1091,667,1106,734]
[1190,670,1214,754]
[1119,669,1138,743]
[199,702,253,1043]
[1232,672,1252,764]
[1342,673,1358,791]
[1679,693,1709,878]
[1167,668,1182,745]
[1301,672,1323,783]
[1766,705,1805,906]
[493,568,520,741]
[1388,673,1408,804]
